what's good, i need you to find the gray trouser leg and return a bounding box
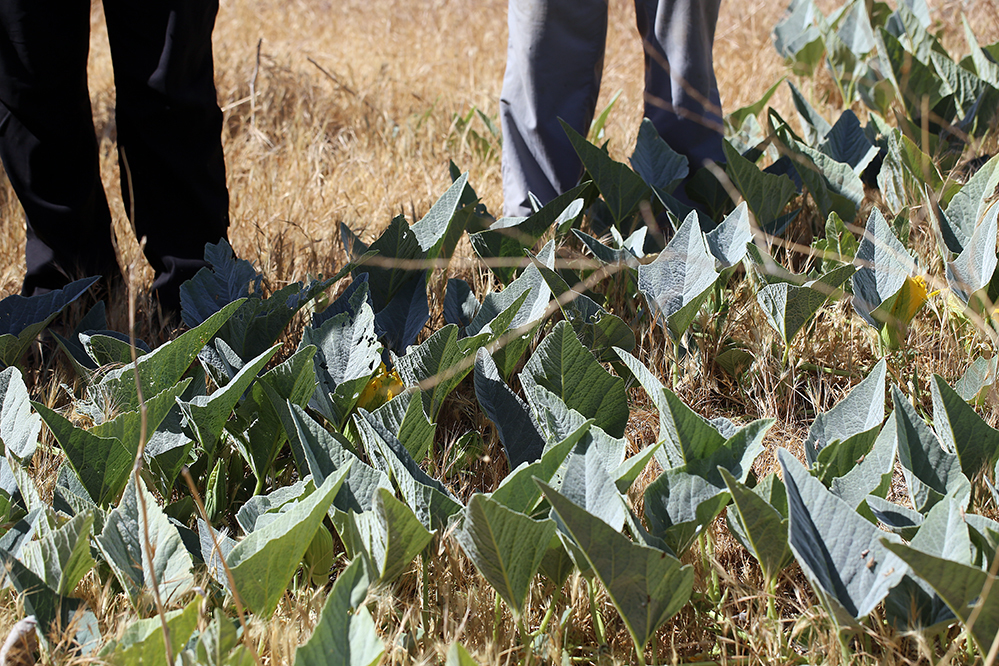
[500,0,608,218]
[635,0,724,170]
[500,0,723,218]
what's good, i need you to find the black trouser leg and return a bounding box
[0,0,120,296]
[103,0,229,310]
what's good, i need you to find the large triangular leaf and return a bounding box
[474,349,545,468]
[179,239,262,327]
[0,548,100,652]
[757,263,855,345]
[804,359,887,465]
[612,348,682,468]
[629,118,688,193]
[773,0,825,76]
[722,140,797,227]
[828,410,897,516]
[354,410,463,531]
[819,110,880,174]
[539,481,694,652]
[106,601,199,666]
[877,28,948,123]
[931,374,999,479]
[292,557,384,666]
[411,172,471,260]
[368,390,435,463]
[96,476,195,609]
[234,345,317,485]
[867,495,923,539]
[89,300,243,415]
[443,278,479,331]
[963,16,999,86]
[644,418,770,555]
[394,325,481,421]
[50,300,107,376]
[705,203,753,268]
[273,398,389,512]
[779,449,907,628]
[20,510,94,597]
[519,321,628,439]
[455,494,555,618]
[955,355,998,403]
[349,214,424,312]
[36,380,190,507]
[466,264,550,338]
[573,229,643,269]
[562,120,652,226]
[215,276,337,362]
[373,269,430,355]
[720,468,791,584]
[935,153,999,255]
[0,367,40,462]
[851,208,918,330]
[884,497,969,631]
[558,439,629,532]
[302,298,382,429]
[892,386,971,513]
[352,487,434,584]
[786,79,831,146]
[466,263,552,378]
[637,212,719,341]
[945,201,999,306]
[531,256,637,362]
[489,432,581,515]
[227,465,351,618]
[0,276,98,368]
[884,540,999,653]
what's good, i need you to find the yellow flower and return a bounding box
[357,362,405,411]
[879,274,934,349]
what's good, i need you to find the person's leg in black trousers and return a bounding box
[103,0,230,311]
[0,0,121,297]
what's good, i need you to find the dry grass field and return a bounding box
[4,0,999,664]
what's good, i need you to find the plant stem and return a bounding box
[838,630,853,664]
[587,578,606,646]
[530,585,563,639]
[767,577,786,655]
[517,616,534,666]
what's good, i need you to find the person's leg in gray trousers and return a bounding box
[500,0,724,218]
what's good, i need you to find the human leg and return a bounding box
[0,0,120,296]
[500,0,608,218]
[634,0,724,170]
[103,0,229,310]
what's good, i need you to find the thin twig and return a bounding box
[250,38,262,127]
[307,57,383,115]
